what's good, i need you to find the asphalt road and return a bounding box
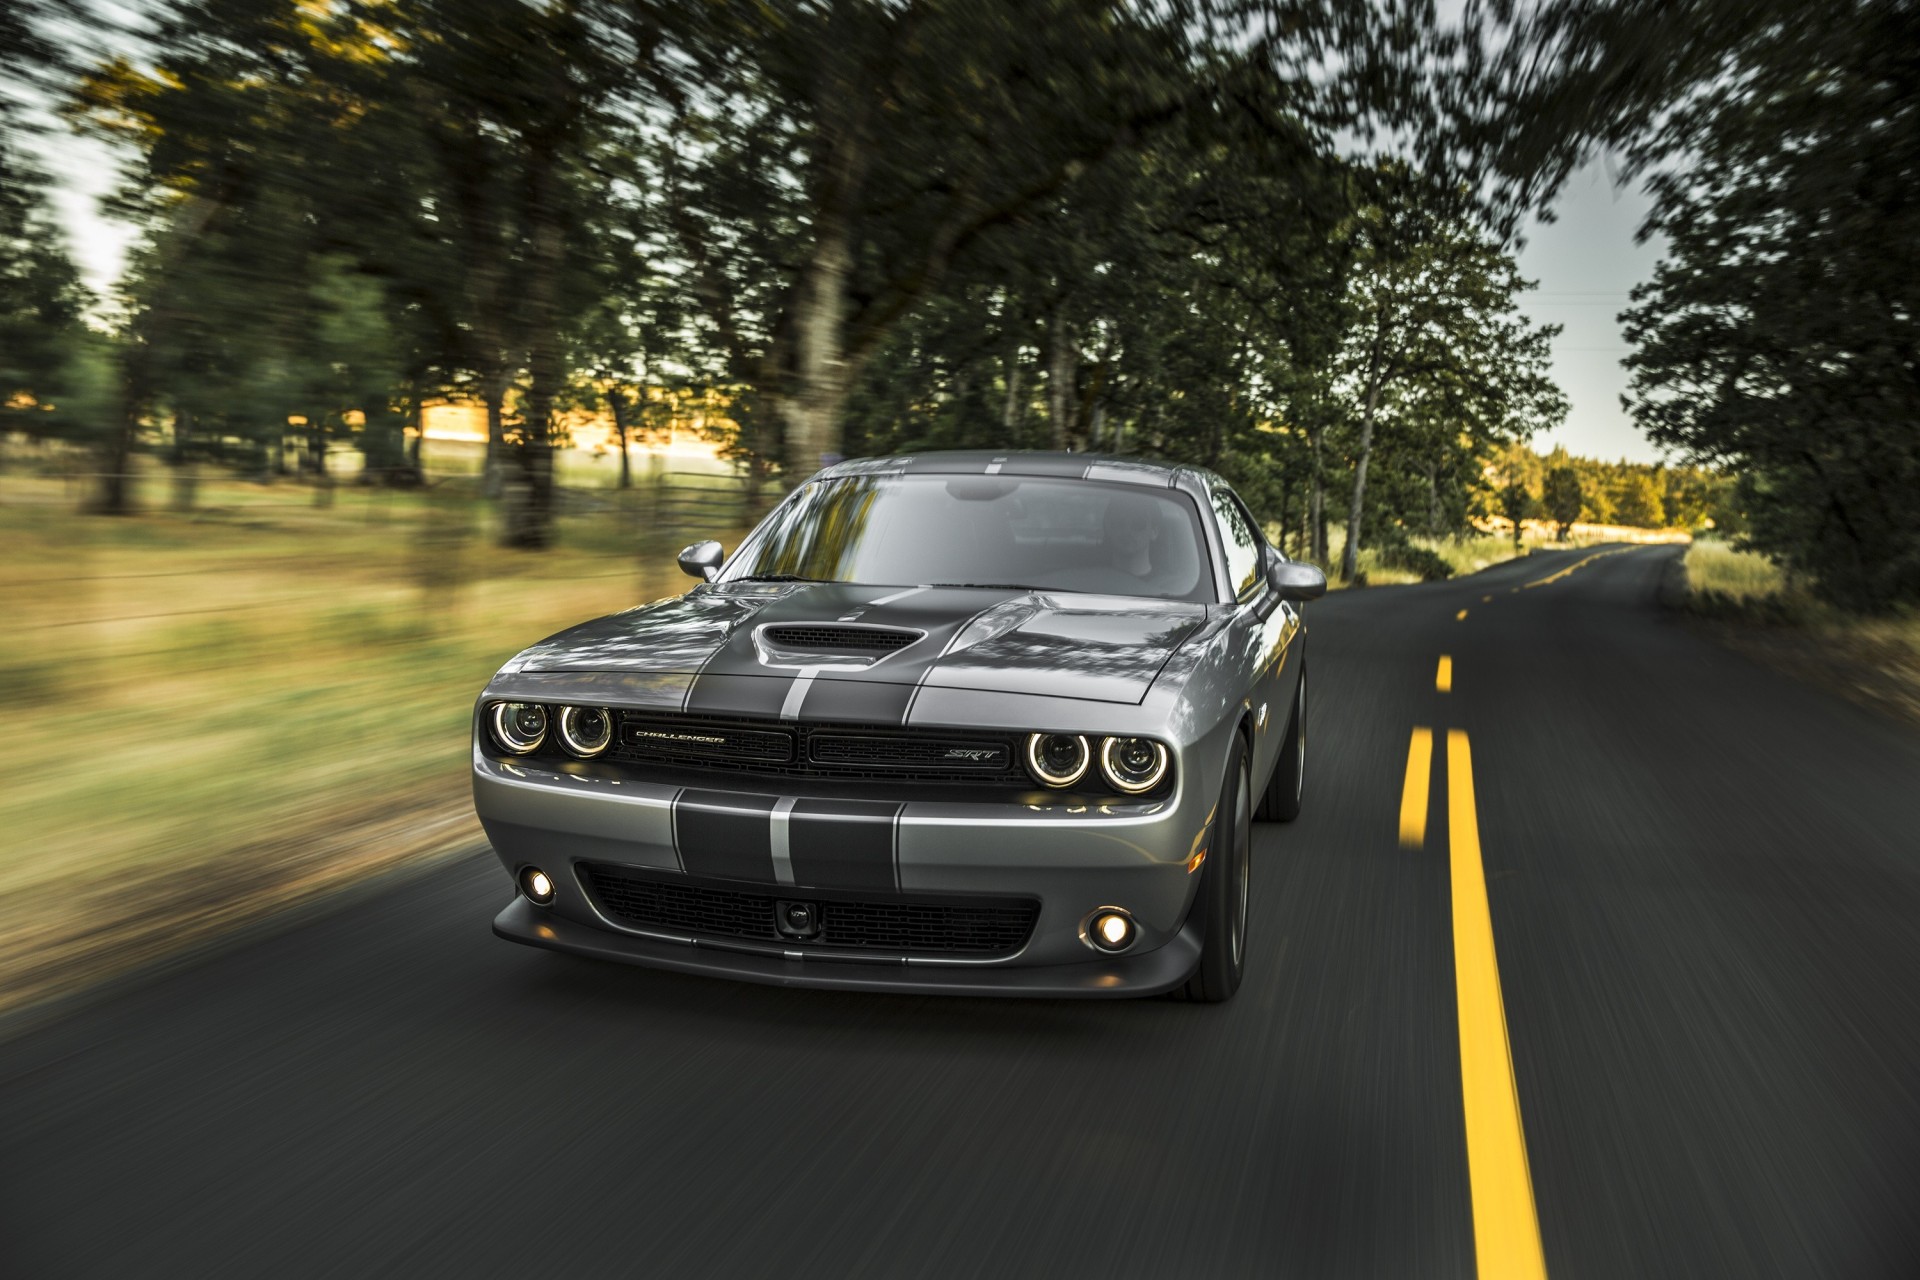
[5,544,1919,1279]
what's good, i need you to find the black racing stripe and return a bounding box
[683,672,794,718]
[682,584,1021,726]
[794,590,1017,725]
[794,675,916,725]
[673,790,779,883]
[680,584,877,716]
[788,799,903,892]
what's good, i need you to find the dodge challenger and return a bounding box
[472,451,1325,1001]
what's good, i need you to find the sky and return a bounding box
[32,121,1669,466]
[1513,161,1668,464]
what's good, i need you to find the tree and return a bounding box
[1498,479,1536,551]
[666,0,1457,489]
[1618,0,1920,607]
[1612,470,1666,528]
[2,1,94,463]
[1332,174,1564,581]
[1543,464,1583,541]
[1467,0,1919,609]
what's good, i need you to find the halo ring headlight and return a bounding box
[1024,733,1091,788]
[488,702,548,755]
[1099,736,1170,794]
[557,705,614,758]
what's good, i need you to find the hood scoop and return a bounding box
[754,623,926,669]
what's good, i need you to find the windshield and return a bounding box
[723,474,1215,602]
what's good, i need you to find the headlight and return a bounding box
[557,705,613,757]
[1024,733,1091,787]
[1099,736,1169,793]
[488,701,548,755]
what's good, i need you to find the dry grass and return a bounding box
[0,467,739,1018]
[1680,538,1920,725]
[1304,527,1607,588]
[1684,539,1787,603]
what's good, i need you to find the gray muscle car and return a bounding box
[473,451,1325,1000]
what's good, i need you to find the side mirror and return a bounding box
[677,540,725,582]
[1267,553,1327,603]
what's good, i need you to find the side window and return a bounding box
[1210,488,1264,600]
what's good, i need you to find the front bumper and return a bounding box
[473,747,1214,996]
[493,898,1202,997]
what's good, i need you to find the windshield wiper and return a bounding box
[733,572,832,583]
[926,582,1043,591]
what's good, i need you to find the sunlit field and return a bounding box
[0,464,747,1016]
[1322,525,1616,588]
[1685,538,1788,602]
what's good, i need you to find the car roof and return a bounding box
[818,450,1200,488]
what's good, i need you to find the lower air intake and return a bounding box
[578,863,1038,957]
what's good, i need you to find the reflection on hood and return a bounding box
[506,581,1206,706]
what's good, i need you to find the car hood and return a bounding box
[509,582,1208,707]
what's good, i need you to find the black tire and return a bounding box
[1180,733,1252,1003]
[1255,662,1305,823]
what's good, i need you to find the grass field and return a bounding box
[1682,538,1920,724]
[0,464,749,1017]
[1683,538,1789,603]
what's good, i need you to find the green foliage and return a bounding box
[1379,543,1455,582]
[1610,470,1666,530]
[1542,465,1583,540]
[25,0,1612,566]
[1617,1,1920,609]
[0,123,92,443]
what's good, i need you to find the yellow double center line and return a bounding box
[1523,546,1628,589]
[1400,724,1549,1279]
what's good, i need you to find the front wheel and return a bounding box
[1255,662,1305,823]
[1180,734,1252,1003]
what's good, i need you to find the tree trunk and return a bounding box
[93,352,145,515]
[311,413,333,507]
[1001,349,1022,434]
[1308,420,1326,564]
[406,381,426,479]
[1426,462,1440,536]
[780,206,856,484]
[170,408,197,513]
[501,153,564,549]
[606,387,633,490]
[1046,315,1075,451]
[1339,380,1384,583]
[482,374,507,499]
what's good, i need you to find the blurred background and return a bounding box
[0,0,1914,1016]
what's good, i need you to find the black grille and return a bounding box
[762,625,920,652]
[810,734,1010,771]
[578,864,1038,957]
[612,713,1022,784]
[620,717,793,765]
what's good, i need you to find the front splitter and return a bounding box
[492,898,1202,998]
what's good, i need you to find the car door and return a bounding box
[1208,486,1302,788]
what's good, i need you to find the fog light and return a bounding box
[1085,908,1136,954]
[521,866,555,905]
